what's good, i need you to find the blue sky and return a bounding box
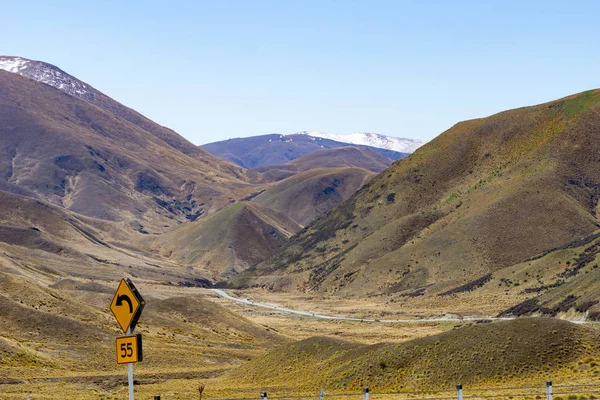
[3,1,600,145]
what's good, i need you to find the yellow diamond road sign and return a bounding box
[110,278,145,334]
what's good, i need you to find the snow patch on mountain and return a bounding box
[0,57,29,73]
[299,131,424,153]
[0,56,93,100]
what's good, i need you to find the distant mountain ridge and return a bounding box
[299,131,424,153]
[202,133,410,169]
[0,56,422,169]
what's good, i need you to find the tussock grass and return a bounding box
[223,319,600,393]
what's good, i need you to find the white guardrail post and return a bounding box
[546,381,553,400]
[363,388,369,400]
[456,384,463,400]
[319,389,325,400]
[261,392,268,400]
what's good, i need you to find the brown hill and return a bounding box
[252,167,375,226]
[0,187,216,288]
[490,229,600,319]
[155,164,376,278]
[287,147,392,172]
[245,89,600,303]
[0,70,253,233]
[0,68,268,286]
[247,146,392,183]
[153,202,301,279]
[225,318,600,391]
[0,55,245,180]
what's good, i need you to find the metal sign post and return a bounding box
[110,279,145,400]
[127,327,134,400]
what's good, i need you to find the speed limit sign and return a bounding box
[116,334,143,364]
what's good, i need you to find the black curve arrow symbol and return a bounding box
[116,294,133,313]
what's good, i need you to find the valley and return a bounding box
[2,279,600,399]
[1,55,600,399]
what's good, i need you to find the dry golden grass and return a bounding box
[3,278,600,399]
[221,318,600,393]
[216,287,526,320]
[0,277,279,398]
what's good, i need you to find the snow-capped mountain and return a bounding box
[0,56,425,156]
[299,131,425,153]
[0,56,216,158]
[0,56,94,101]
